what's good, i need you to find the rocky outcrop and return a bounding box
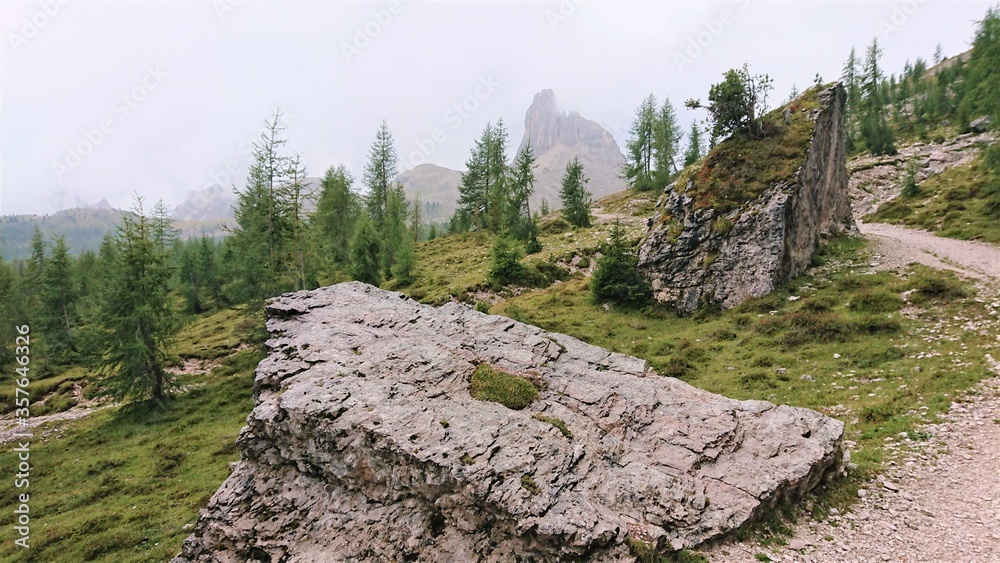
[518,89,627,210]
[638,85,857,315]
[849,132,993,218]
[177,283,847,562]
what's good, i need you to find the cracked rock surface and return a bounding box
[175,283,847,562]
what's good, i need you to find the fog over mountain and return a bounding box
[1,1,992,216]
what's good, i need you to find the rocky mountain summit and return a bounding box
[638,85,857,315]
[176,283,847,562]
[519,89,627,210]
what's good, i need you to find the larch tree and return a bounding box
[97,196,178,405]
[363,120,399,231]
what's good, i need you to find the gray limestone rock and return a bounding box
[176,283,847,562]
[637,84,857,315]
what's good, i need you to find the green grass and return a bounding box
[468,364,538,410]
[0,307,262,562]
[403,194,651,305]
[492,235,994,511]
[673,86,822,213]
[868,154,1000,244]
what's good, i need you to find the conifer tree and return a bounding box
[350,215,382,286]
[40,236,78,365]
[314,165,359,268]
[560,157,592,228]
[684,122,703,168]
[97,197,177,404]
[623,94,657,191]
[363,120,399,231]
[652,97,682,187]
[508,141,538,241]
[860,38,897,155]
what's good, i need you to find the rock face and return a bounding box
[638,85,857,315]
[177,283,847,562]
[518,89,627,211]
[848,132,993,218]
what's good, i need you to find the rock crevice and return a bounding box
[176,283,847,562]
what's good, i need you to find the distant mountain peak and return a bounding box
[517,89,626,207]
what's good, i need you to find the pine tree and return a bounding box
[933,43,945,65]
[391,235,416,286]
[97,197,178,404]
[363,120,399,231]
[350,215,382,286]
[684,122,703,168]
[409,191,423,242]
[560,157,592,228]
[623,94,657,191]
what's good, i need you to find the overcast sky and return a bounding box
[0,0,993,216]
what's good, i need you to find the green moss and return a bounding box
[469,364,539,410]
[533,414,573,439]
[520,474,541,495]
[677,86,822,213]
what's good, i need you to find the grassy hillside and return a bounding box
[2,188,996,561]
[869,154,1000,244]
[492,235,996,510]
[0,309,260,561]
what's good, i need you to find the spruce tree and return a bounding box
[458,121,510,231]
[97,197,178,404]
[560,157,592,228]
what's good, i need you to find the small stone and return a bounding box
[857,489,867,498]
[788,539,808,550]
[833,353,841,359]
[882,480,899,492]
